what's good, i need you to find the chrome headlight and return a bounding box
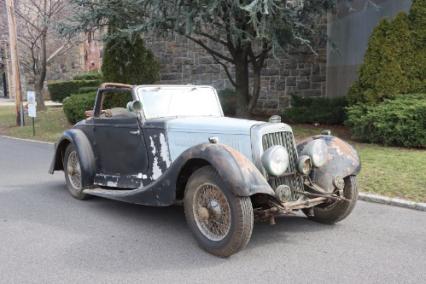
[297,155,312,175]
[301,139,328,168]
[261,146,289,176]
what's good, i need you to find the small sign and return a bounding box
[27,91,36,118]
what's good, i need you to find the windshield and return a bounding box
[136,86,223,119]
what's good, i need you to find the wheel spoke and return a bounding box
[193,183,231,241]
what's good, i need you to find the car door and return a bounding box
[93,116,148,188]
[92,91,148,188]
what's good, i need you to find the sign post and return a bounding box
[27,91,36,136]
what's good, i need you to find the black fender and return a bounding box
[174,143,275,197]
[297,135,361,193]
[83,143,275,207]
[49,129,96,188]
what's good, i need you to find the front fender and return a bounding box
[297,135,361,193]
[49,129,96,188]
[176,143,275,197]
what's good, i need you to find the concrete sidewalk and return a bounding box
[0,98,62,107]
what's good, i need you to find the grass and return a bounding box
[1,106,425,202]
[0,106,70,142]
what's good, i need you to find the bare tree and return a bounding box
[14,0,76,110]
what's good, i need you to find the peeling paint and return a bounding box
[107,181,118,187]
[152,157,162,180]
[159,133,171,167]
[150,136,157,155]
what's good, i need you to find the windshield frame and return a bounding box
[135,85,224,120]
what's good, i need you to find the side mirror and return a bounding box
[126,100,142,113]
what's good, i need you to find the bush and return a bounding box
[48,79,101,102]
[348,1,426,105]
[102,34,160,84]
[73,71,103,81]
[63,92,97,124]
[62,91,133,124]
[346,94,426,147]
[218,89,236,116]
[77,86,99,94]
[283,96,347,125]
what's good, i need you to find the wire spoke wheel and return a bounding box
[64,145,87,200]
[67,151,82,190]
[184,166,254,257]
[193,183,231,241]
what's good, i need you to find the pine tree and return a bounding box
[102,34,159,84]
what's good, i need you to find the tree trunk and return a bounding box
[234,53,250,118]
[248,66,261,113]
[36,30,47,111]
[35,77,46,111]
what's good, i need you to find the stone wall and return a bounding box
[145,34,327,114]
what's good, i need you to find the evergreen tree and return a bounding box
[102,34,159,84]
[349,1,426,105]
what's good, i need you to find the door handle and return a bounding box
[129,130,140,135]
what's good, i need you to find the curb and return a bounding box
[359,192,426,212]
[0,135,54,145]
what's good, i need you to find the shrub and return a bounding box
[63,92,97,124]
[218,89,236,116]
[102,34,160,84]
[346,94,426,148]
[73,71,103,81]
[77,86,99,94]
[48,79,101,102]
[348,2,426,105]
[283,96,347,125]
[62,91,133,124]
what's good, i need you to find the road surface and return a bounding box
[0,136,425,283]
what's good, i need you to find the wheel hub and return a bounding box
[193,183,231,241]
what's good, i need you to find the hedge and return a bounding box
[62,91,133,124]
[283,95,347,125]
[72,71,102,81]
[62,92,97,124]
[346,94,426,148]
[48,79,101,102]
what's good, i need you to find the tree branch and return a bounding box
[184,34,234,63]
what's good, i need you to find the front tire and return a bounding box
[64,144,88,200]
[304,175,358,224]
[184,166,254,257]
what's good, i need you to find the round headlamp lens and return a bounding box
[301,139,328,168]
[261,146,289,176]
[297,155,312,175]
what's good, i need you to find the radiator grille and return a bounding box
[262,131,304,201]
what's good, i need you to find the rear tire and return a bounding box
[184,166,254,257]
[304,176,358,224]
[64,144,88,200]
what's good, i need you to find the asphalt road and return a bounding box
[0,136,425,283]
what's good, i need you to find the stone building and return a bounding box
[1,0,414,113]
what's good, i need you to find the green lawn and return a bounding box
[1,106,425,202]
[0,106,70,142]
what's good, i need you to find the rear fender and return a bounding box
[297,135,361,193]
[49,129,96,188]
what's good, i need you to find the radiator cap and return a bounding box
[268,115,282,123]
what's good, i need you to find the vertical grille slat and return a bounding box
[262,131,304,201]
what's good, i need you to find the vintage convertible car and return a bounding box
[50,83,360,257]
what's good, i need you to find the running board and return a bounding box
[82,187,172,207]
